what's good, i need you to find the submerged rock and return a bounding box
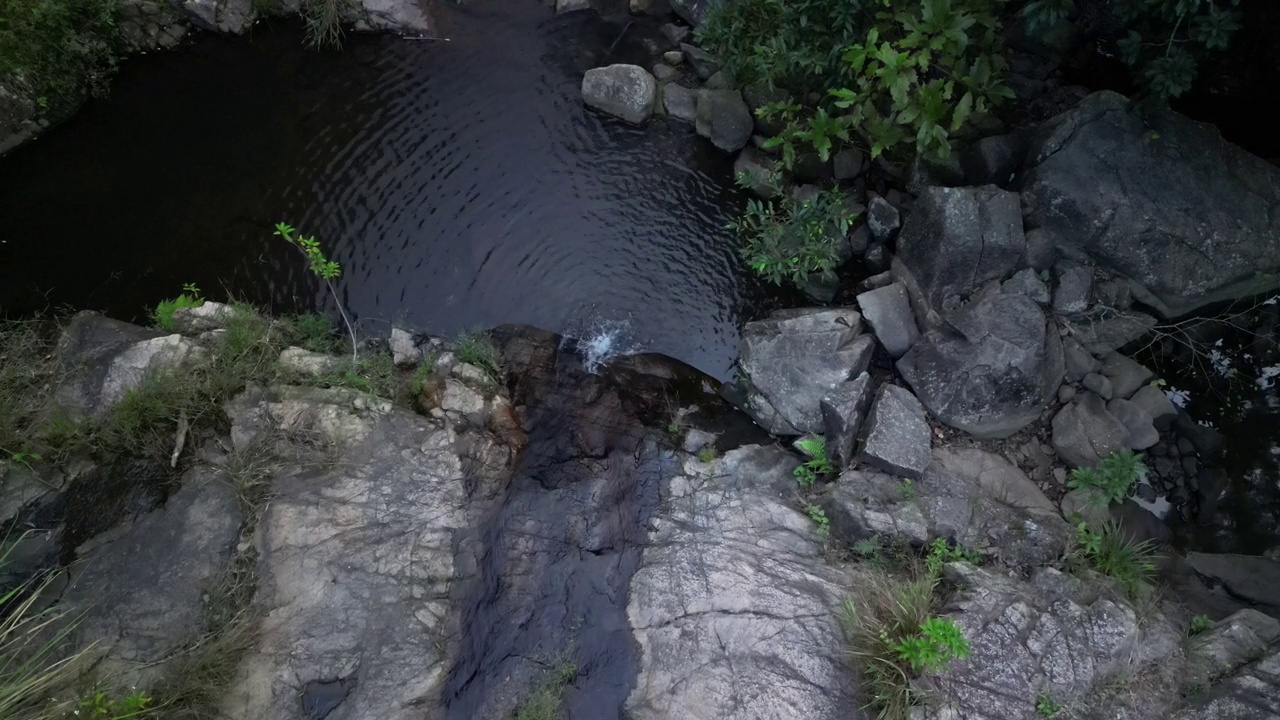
[581,64,657,125]
[626,445,856,718]
[1020,90,1280,317]
[735,308,872,435]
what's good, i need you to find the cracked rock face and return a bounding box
[625,445,857,719]
[220,385,513,720]
[1019,90,1280,317]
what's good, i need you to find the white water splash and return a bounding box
[564,317,641,374]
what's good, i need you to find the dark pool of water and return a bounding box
[0,1,750,378]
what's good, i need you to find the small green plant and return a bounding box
[665,418,686,444]
[893,616,971,674]
[1068,449,1145,506]
[410,360,435,397]
[513,660,577,720]
[286,312,338,354]
[852,537,882,559]
[828,0,1013,160]
[315,351,397,400]
[1071,520,1157,598]
[274,222,357,364]
[1035,692,1062,717]
[698,445,718,464]
[897,477,915,501]
[151,283,203,332]
[730,184,858,287]
[454,330,502,383]
[75,688,154,719]
[1189,614,1212,636]
[924,537,980,577]
[793,434,834,488]
[804,503,831,539]
[303,0,345,49]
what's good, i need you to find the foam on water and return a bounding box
[562,316,641,373]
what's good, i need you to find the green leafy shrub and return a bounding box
[275,222,357,364]
[0,0,119,111]
[923,537,980,575]
[698,445,718,463]
[1067,449,1144,506]
[894,616,971,674]
[804,503,831,538]
[695,0,864,93]
[793,434,834,487]
[285,313,339,354]
[151,283,203,332]
[731,185,858,287]
[1023,0,1242,100]
[829,0,1013,160]
[514,661,577,720]
[1070,520,1157,598]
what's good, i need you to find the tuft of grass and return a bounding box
[0,319,58,465]
[283,313,339,354]
[514,661,577,720]
[454,330,501,383]
[303,0,344,48]
[0,536,92,720]
[151,284,204,332]
[1188,614,1212,637]
[1069,520,1157,599]
[314,351,397,400]
[697,445,717,464]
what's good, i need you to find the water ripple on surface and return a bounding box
[0,0,747,378]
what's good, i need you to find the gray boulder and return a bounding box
[1051,393,1130,467]
[662,83,698,124]
[626,446,856,718]
[1002,267,1051,305]
[1186,553,1280,614]
[1101,352,1153,399]
[1065,309,1157,355]
[820,372,873,470]
[897,284,1062,439]
[1175,645,1280,720]
[833,147,865,180]
[1019,90,1280,317]
[1185,609,1280,689]
[1083,372,1113,400]
[353,0,433,33]
[62,466,242,687]
[865,194,901,243]
[828,448,1070,567]
[678,42,720,79]
[55,311,203,417]
[732,146,779,198]
[695,89,753,152]
[856,282,920,358]
[1130,384,1177,430]
[860,384,931,479]
[652,63,677,82]
[1108,398,1159,450]
[1053,264,1093,316]
[893,185,1025,329]
[736,308,872,435]
[932,562,1182,720]
[1063,336,1101,381]
[581,64,657,125]
[389,327,421,366]
[555,0,590,13]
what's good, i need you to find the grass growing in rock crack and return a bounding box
[455,330,502,383]
[1068,520,1157,599]
[0,535,93,720]
[792,434,832,488]
[841,540,975,720]
[513,661,577,720]
[151,283,204,332]
[0,318,59,465]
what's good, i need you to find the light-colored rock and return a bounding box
[1065,310,1157,355]
[389,327,421,366]
[1002,267,1051,305]
[354,0,432,33]
[662,82,698,123]
[1053,264,1093,316]
[678,42,719,79]
[860,384,931,479]
[856,282,920,358]
[555,0,590,13]
[172,300,237,333]
[735,308,871,435]
[582,64,657,125]
[279,346,344,377]
[626,445,856,718]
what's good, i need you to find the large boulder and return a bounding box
[897,284,1062,439]
[825,448,1070,567]
[1019,90,1280,317]
[892,185,1025,330]
[859,384,932,479]
[61,466,242,687]
[1051,393,1130,468]
[626,445,856,718]
[581,65,657,125]
[695,89,753,152]
[735,308,872,435]
[55,311,203,417]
